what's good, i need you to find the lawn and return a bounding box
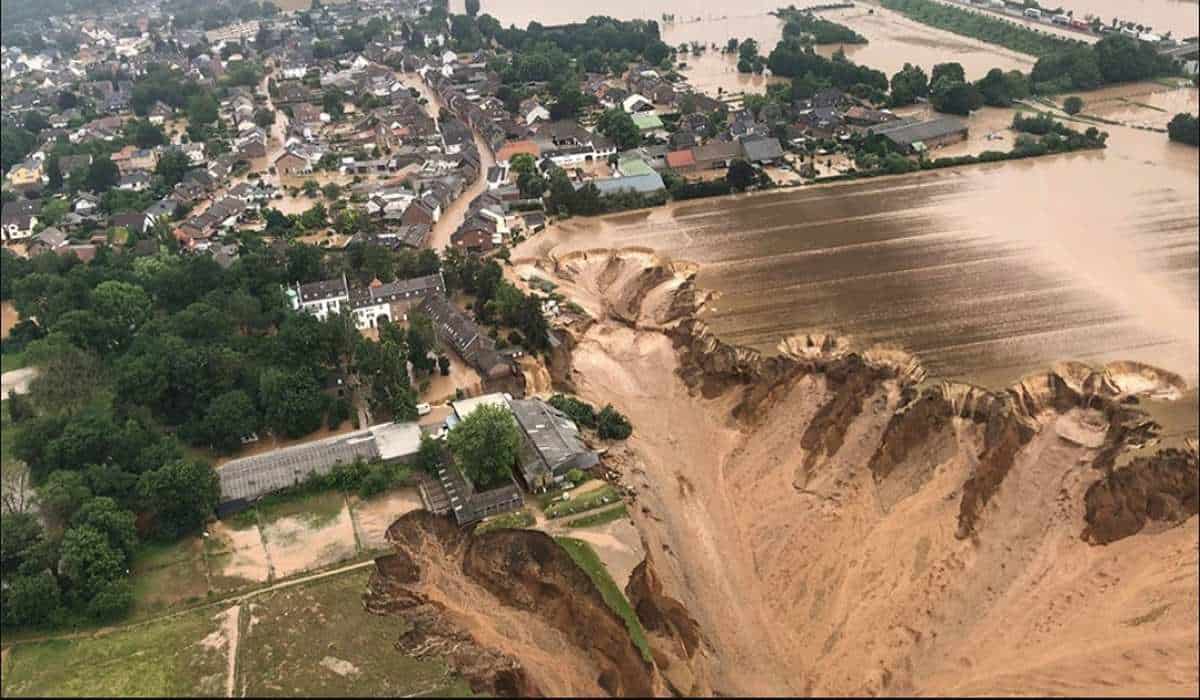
[1,607,231,697]
[555,537,652,664]
[565,503,628,529]
[237,569,471,697]
[544,484,621,520]
[129,536,212,618]
[1,350,24,373]
[1,399,15,468]
[474,508,535,535]
[255,489,347,530]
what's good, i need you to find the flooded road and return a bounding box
[517,86,1199,394]
[1067,0,1199,38]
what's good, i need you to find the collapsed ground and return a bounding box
[458,249,1196,696]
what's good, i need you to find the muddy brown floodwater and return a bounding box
[518,87,1199,402]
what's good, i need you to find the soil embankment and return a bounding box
[528,249,1199,696]
[364,511,660,696]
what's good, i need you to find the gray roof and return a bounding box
[740,135,785,163]
[217,422,422,505]
[588,172,665,196]
[509,399,600,489]
[870,116,968,147]
[296,276,349,303]
[217,429,381,503]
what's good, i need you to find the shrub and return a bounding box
[597,405,633,440]
[1063,96,1084,115]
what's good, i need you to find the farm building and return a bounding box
[870,116,969,154]
[215,422,422,516]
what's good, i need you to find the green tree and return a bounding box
[3,572,62,626]
[200,390,259,454]
[726,159,756,191]
[138,458,219,539]
[59,525,125,600]
[299,202,328,230]
[186,93,219,125]
[413,433,446,475]
[465,0,480,16]
[92,280,153,339]
[1063,96,1084,115]
[447,403,521,489]
[86,579,133,620]
[1,511,46,576]
[1167,112,1199,146]
[596,108,641,150]
[155,149,192,186]
[321,182,342,200]
[930,62,965,86]
[597,404,633,440]
[85,156,120,193]
[930,78,982,116]
[259,368,326,438]
[130,120,167,148]
[46,156,63,191]
[39,470,93,527]
[71,497,138,564]
[889,63,929,107]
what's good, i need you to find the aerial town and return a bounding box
[1,0,1197,696]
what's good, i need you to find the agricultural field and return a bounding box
[236,569,471,697]
[1,606,234,697]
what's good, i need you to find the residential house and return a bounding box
[518,97,550,125]
[7,158,45,188]
[1,200,41,241]
[418,294,517,383]
[739,135,785,165]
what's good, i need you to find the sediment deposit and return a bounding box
[536,249,1198,696]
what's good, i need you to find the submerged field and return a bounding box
[517,84,1200,400]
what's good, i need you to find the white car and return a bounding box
[416,402,432,416]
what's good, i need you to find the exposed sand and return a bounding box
[207,520,272,587]
[537,251,1198,696]
[1,301,17,339]
[351,488,425,551]
[261,503,359,579]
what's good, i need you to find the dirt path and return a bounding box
[5,559,376,648]
[217,605,241,698]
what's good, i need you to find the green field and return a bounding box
[474,507,535,535]
[544,484,621,519]
[237,569,471,697]
[0,351,24,373]
[1,607,232,697]
[555,537,652,663]
[128,537,212,618]
[565,503,628,528]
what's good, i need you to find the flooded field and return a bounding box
[517,86,1199,397]
[813,4,1036,79]
[468,0,1037,83]
[1068,0,1199,38]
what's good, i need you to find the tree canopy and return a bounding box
[447,403,521,489]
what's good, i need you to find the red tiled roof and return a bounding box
[496,140,540,162]
[665,149,696,168]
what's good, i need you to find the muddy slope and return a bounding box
[542,250,1199,696]
[364,511,655,697]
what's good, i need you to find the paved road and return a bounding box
[1,367,36,397]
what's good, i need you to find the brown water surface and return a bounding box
[518,89,1199,394]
